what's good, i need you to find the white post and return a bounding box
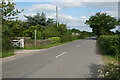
[20,39,24,48]
[35,30,36,46]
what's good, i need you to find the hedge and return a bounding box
[48,37,61,44]
[97,35,120,56]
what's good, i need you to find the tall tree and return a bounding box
[24,12,54,27]
[2,0,24,20]
[85,12,118,37]
[1,0,23,51]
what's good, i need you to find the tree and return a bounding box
[46,18,55,26]
[23,25,43,39]
[116,30,120,34]
[1,0,23,51]
[42,26,60,39]
[2,0,24,20]
[71,28,81,33]
[57,23,67,36]
[85,12,118,37]
[24,12,54,28]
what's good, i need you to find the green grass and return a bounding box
[102,55,118,66]
[0,51,15,58]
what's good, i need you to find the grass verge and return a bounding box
[0,51,15,58]
[102,55,118,66]
[14,40,76,50]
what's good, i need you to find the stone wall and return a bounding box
[11,37,52,47]
[25,39,52,47]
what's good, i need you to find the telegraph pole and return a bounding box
[56,6,58,27]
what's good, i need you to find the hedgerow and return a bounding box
[97,35,120,56]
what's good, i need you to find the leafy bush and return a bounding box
[61,32,73,42]
[48,37,61,44]
[2,35,12,52]
[42,26,60,39]
[72,35,78,40]
[72,35,81,40]
[97,35,120,56]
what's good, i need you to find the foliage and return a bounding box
[1,52,15,58]
[71,28,81,33]
[61,31,73,42]
[24,12,54,27]
[116,30,120,34]
[57,23,67,36]
[97,35,120,58]
[98,63,120,79]
[23,25,43,39]
[85,12,118,37]
[42,26,60,39]
[98,35,120,79]
[72,35,82,40]
[2,33,12,52]
[1,0,24,20]
[1,0,23,52]
[48,37,61,44]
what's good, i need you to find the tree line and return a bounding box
[1,1,91,52]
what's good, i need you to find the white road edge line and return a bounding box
[56,52,67,58]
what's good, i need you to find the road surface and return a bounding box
[2,39,103,78]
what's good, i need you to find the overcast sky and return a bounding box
[15,0,119,32]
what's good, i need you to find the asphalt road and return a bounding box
[2,38,103,78]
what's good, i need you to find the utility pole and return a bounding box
[35,30,36,46]
[56,6,58,27]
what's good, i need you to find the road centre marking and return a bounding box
[56,52,67,58]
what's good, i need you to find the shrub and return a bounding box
[42,26,60,39]
[72,35,81,40]
[72,35,78,40]
[2,35,12,52]
[48,37,61,44]
[97,35,120,56]
[61,32,73,42]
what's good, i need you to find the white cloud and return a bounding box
[101,11,118,17]
[26,4,60,13]
[47,13,89,30]
[15,0,119,2]
[47,14,92,32]
[57,2,118,11]
[18,13,36,21]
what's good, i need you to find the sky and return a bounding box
[14,0,119,32]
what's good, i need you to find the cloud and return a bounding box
[18,13,36,21]
[57,2,118,11]
[26,4,60,13]
[101,11,118,17]
[15,0,119,2]
[47,13,91,31]
[19,13,91,31]
[47,13,87,26]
